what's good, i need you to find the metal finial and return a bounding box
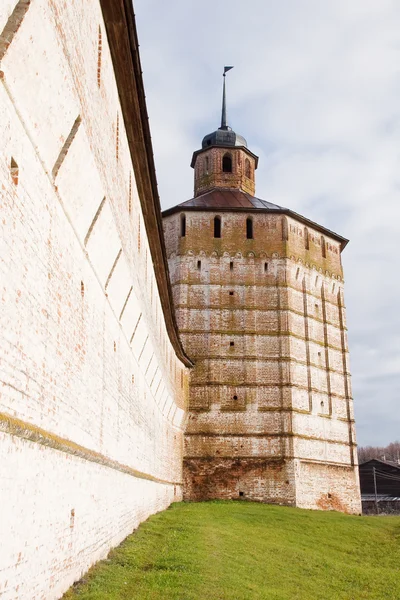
[220,66,234,130]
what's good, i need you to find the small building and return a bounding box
[359,459,400,514]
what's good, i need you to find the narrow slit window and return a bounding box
[197,260,201,270]
[222,154,232,173]
[246,217,253,239]
[181,214,186,237]
[304,228,309,250]
[230,261,234,271]
[264,262,268,273]
[205,156,209,174]
[214,216,221,238]
[10,157,18,186]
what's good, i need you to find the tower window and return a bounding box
[246,218,253,239]
[222,154,232,173]
[197,260,201,270]
[205,156,209,174]
[229,291,234,296]
[230,341,234,347]
[230,261,234,271]
[214,216,221,238]
[180,214,186,237]
[245,158,251,178]
[264,262,268,273]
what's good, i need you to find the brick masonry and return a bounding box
[163,139,361,515]
[0,1,188,598]
[0,0,361,597]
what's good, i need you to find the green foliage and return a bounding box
[63,502,400,600]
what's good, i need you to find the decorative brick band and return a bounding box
[0,411,182,486]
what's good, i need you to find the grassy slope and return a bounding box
[63,502,400,600]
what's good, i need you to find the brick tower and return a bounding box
[162,71,361,513]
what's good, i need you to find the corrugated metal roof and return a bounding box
[362,495,400,501]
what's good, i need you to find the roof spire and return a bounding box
[220,66,234,130]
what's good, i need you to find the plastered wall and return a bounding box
[0,1,188,598]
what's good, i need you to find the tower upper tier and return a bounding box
[191,69,258,197]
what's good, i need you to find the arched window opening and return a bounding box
[214,216,221,238]
[180,214,186,237]
[245,158,251,178]
[222,154,232,173]
[246,217,253,239]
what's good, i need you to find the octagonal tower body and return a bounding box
[163,117,361,514]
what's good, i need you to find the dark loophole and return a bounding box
[233,395,238,400]
[239,491,244,497]
[246,217,253,239]
[222,154,232,173]
[229,291,234,296]
[230,261,233,271]
[230,341,234,347]
[214,216,221,238]
[197,260,201,270]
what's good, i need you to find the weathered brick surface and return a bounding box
[193,146,257,197]
[164,192,361,514]
[0,1,188,598]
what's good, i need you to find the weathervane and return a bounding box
[220,66,234,130]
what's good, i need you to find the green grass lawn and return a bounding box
[63,501,400,600]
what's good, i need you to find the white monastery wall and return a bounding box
[0,1,188,598]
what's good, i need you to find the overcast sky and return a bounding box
[134,0,400,447]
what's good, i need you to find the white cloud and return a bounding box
[135,0,400,446]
